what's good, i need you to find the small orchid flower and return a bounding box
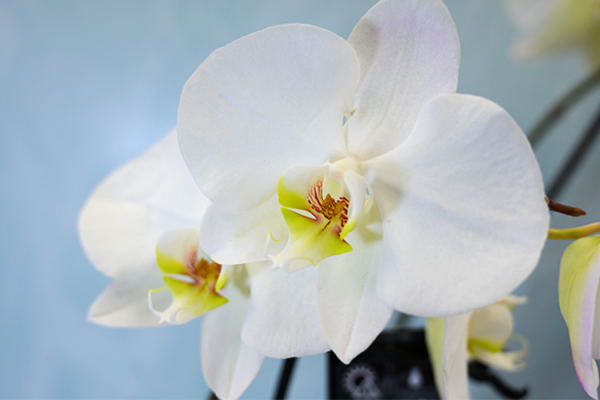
[79,131,328,399]
[505,0,600,67]
[559,235,600,399]
[79,131,210,327]
[148,227,229,325]
[425,296,528,399]
[177,0,549,363]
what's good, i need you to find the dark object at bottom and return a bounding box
[328,329,439,399]
[208,328,530,399]
[274,358,298,399]
[468,361,528,399]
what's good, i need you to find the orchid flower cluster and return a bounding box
[79,0,600,399]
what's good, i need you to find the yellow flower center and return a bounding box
[272,161,372,271]
[149,229,229,324]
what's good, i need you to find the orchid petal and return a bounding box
[88,272,166,327]
[559,235,600,399]
[340,171,373,240]
[241,262,329,358]
[202,268,264,400]
[80,198,155,278]
[471,338,527,372]
[443,314,471,400]
[199,196,286,265]
[468,304,513,353]
[425,317,446,399]
[467,301,528,372]
[317,203,392,364]
[78,131,207,279]
[374,94,548,316]
[346,0,460,159]
[425,314,472,400]
[156,228,204,275]
[178,24,360,212]
[278,164,331,212]
[497,295,528,311]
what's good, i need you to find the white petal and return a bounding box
[346,0,460,159]
[241,262,329,358]
[497,295,527,310]
[156,228,202,267]
[79,198,155,279]
[559,235,600,399]
[340,170,373,239]
[202,271,264,400]
[178,24,360,212]
[468,304,513,345]
[88,272,166,327]
[471,344,527,372]
[374,94,549,316]
[200,196,286,265]
[78,131,207,279]
[317,203,392,364]
[443,314,471,400]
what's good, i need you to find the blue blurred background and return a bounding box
[1,1,599,398]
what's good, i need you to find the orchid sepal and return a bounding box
[559,235,600,399]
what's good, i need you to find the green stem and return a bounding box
[548,222,600,240]
[528,66,600,148]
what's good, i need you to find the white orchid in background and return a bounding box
[178,0,549,364]
[505,0,600,68]
[78,132,329,400]
[425,296,528,399]
[559,235,600,399]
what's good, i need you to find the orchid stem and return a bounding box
[529,65,600,148]
[469,361,528,399]
[547,99,600,199]
[273,357,297,399]
[548,222,600,240]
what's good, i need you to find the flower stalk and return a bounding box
[528,65,600,149]
[548,222,600,240]
[547,100,600,199]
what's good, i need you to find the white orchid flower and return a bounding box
[505,0,600,67]
[177,0,549,364]
[559,235,600,399]
[425,295,528,399]
[79,131,328,400]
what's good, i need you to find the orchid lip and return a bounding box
[148,228,229,324]
[271,161,374,271]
